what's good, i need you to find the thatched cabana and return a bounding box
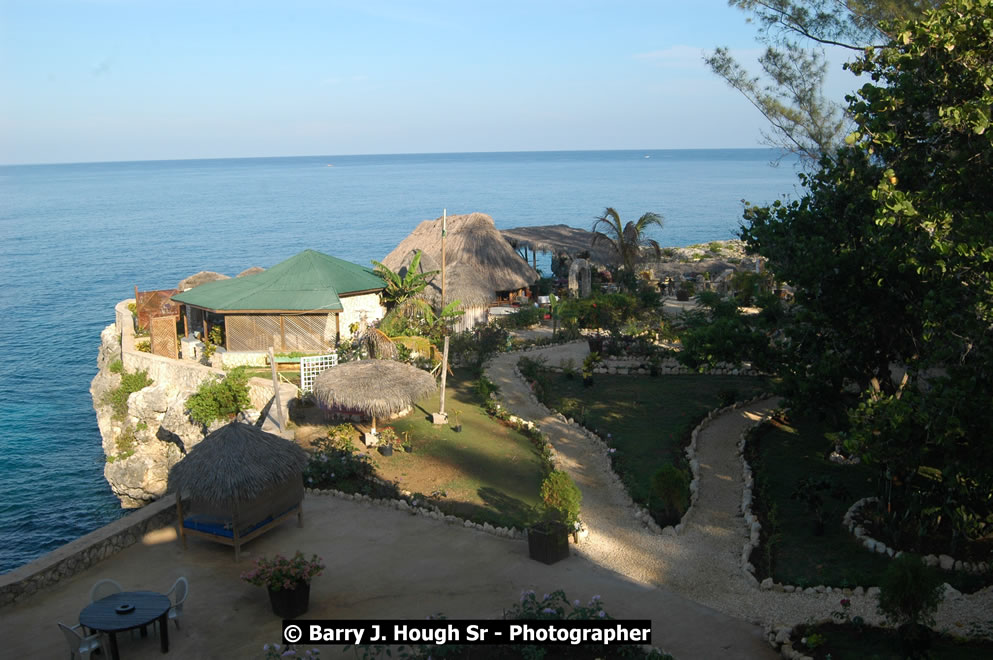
[312,359,436,442]
[168,422,308,561]
[237,266,266,278]
[381,212,539,331]
[177,270,230,291]
[501,224,619,268]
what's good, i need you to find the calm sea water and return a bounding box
[0,149,801,573]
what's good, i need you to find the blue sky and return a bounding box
[0,0,859,164]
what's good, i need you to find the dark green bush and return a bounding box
[108,359,124,374]
[651,464,690,526]
[185,366,251,426]
[877,553,944,628]
[540,470,582,527]
[498,305,543,329]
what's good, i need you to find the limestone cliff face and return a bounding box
[90,324,214,508]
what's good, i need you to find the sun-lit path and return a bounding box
[486,342,993,640]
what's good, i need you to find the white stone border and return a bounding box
[303,487,527,541]
[513,353,770,537]
[739,419,885,598]
[843,497,990,575]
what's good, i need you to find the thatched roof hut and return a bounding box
[501,224,619,267]
[312,359,436,425]
[169,423,307,505]
[168,423,308,560]
[178,270,230,291]
[237,266,266,278]
[381,213,538,329]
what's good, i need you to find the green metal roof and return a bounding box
[172,250,385,313]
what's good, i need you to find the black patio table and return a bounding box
[79,590,170,660]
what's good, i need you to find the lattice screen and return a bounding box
[300,353,338,393]
[149,315,179,359]
[226,314,336,352]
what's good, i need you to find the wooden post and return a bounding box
[268,346,283,432]
[175,496,187,550]
[182,306,189,337]
[439,336,449,416]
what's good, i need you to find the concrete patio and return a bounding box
[2,494,774,659]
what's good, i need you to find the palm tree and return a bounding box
[371,250,439,308]
[590,207,664,274]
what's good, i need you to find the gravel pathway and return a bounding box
[486,342,993,644]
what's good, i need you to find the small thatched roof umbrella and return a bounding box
[312,359,437,436]
[177,270,230,291]
[168,422,308,560]
[236,266,266,278]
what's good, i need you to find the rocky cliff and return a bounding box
[89,323,259,507]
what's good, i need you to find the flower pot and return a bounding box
[379,445,393,457]
[587,336,604,353]
[267,582,310,619]
[453,424,463,433]
[527,522,570,565]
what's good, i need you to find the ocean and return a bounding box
[0,149,801,574]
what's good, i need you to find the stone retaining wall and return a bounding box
[0,495,177,609]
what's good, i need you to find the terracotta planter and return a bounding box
[267,582,310,619]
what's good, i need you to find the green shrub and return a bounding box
[651,464,690,526]
[877,553,944,628]
[473,376,498,400]
[303,435,399,499]
[540,470,582,527]
[185,366,251,426]
[108,359,124,374]
[103,369,154,420]
[136,340,152,353]
[499,305,543,329]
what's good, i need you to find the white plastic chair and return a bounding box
[58,622,103,660]
[88,578,123,603]
[164,576,188,629]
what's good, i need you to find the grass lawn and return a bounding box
[540,372,768,511]
[748,414,990,592]
[242,366,301,387]
[793,623,993,659]
[295,368,546,530]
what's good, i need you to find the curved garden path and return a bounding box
[486,341,993,641]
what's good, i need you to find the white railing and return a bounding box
[300,353,338,393]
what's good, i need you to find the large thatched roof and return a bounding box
[178,271,230,291]
[381,213,539,308]
[167,423,308,506]
[501,224,618,267]
[312,359,437,419]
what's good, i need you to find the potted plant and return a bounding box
[877,554,944,657]
[378,428,397,456]
[452,410,462,433]
[527,471,582,565]
[401,432,413,453]
[241,551,325,618]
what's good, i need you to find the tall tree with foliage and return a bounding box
[707,0,939,161]
[742,0,993,548]
[590,207,664,276]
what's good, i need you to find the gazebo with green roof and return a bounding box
[172,250,386,352]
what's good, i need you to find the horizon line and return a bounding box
[1,146,787,169]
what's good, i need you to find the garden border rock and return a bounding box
[843,497,990,575]
[513,352,771,537]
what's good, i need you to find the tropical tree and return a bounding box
[707,0,939,162]
[590,208,664,277]
[741,0,993,546]
[371,250,439,308]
